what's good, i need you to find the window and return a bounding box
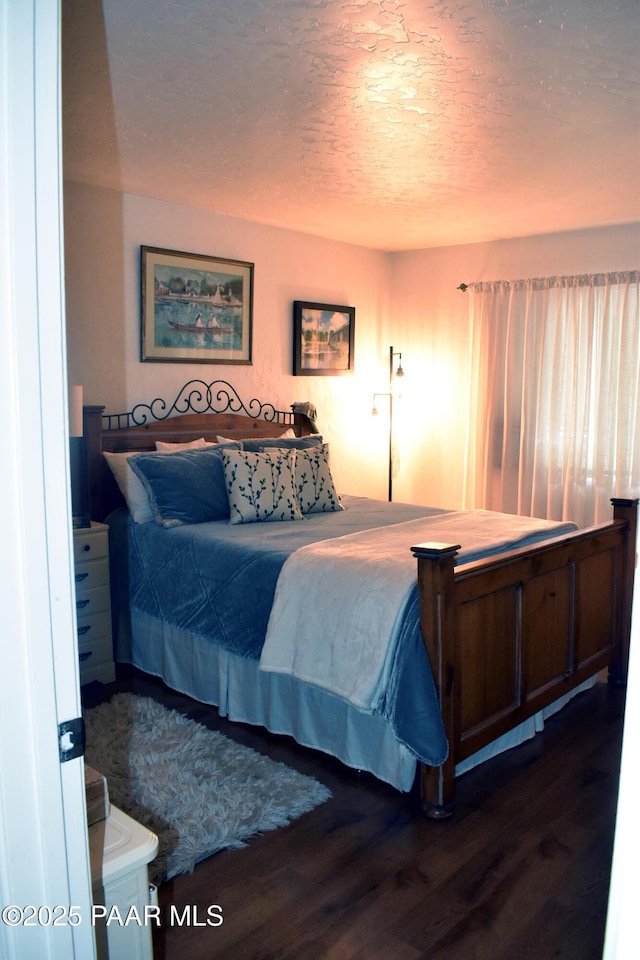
[464,272,640,526]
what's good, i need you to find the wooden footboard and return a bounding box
[412,498,638,818]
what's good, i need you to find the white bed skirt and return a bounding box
[115,609,596,793]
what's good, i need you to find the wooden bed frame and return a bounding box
[83,379,638,818]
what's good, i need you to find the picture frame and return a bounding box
[141,246,253,364]
[293,301,355,376]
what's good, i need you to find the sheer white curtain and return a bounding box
[463,271,640,527]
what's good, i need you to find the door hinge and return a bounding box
[58,716,85,762]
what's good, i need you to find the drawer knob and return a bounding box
[76,599,90,609]
[79,651,93,662]
[78,625,91,636]
[83,544,91,552]
[75,572,89,583]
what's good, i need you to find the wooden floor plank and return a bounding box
[82,667,625,960]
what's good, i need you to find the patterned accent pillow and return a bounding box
[280,443,342,515]
[223,448,304,524]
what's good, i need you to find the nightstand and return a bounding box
[89,804,159,960]
[73,521,116,685]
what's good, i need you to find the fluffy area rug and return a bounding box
[84,693,331,884]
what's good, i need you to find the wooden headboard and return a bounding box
[83,379,316,521]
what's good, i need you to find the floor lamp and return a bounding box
[372,346,404,501]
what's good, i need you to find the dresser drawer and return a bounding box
[74,522,115,686]
[78,629,113,667]
[74,528,109,562]
[77,608,112,643]
[75,582,111,617]
[78,636,114,686]
[75,556,110,593]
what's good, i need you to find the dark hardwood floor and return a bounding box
[83,668,625,960]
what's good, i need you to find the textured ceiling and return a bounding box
[62,0,640,251]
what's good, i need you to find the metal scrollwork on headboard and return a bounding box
[102,379,293,430]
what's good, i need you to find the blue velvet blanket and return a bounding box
[108,495,452,765]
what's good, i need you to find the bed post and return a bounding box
[292,410,314,436]
[609,498,639,687]
[411,541,460,819]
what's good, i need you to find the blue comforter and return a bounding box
[108,495,452,765]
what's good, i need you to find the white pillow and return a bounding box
[216,428,296,444]
[103,450,155,523]
[155,437,211,451]
[222,448,303,524]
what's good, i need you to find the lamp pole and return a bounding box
[388,346,404,501]
[388,346,394,502]
[372,346,404,502]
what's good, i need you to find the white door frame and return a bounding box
[0,1,95,957]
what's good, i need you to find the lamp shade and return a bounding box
[69,385,84,438]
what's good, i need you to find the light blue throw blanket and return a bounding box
[261,510,579,712]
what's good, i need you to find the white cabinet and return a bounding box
[73,521,115,684]
[89,805,159,960]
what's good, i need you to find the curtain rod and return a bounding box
[457,271,638,292]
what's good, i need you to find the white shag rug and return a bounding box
[84,693,331,884]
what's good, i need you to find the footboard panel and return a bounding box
[454,525,622,760]
[413,498,637,817]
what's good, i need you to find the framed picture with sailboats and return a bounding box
[293,300,355,375]
[141,246,253,364]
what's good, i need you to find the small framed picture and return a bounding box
[293,301,355,376]
[141,246,253,364]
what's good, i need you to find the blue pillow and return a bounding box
[241,435,323,452]
[129,442,241,527]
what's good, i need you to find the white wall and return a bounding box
[389,223,640,508]
[63,184,639,506]
[64,182,392,498]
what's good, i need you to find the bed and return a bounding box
[84,379,638,817]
